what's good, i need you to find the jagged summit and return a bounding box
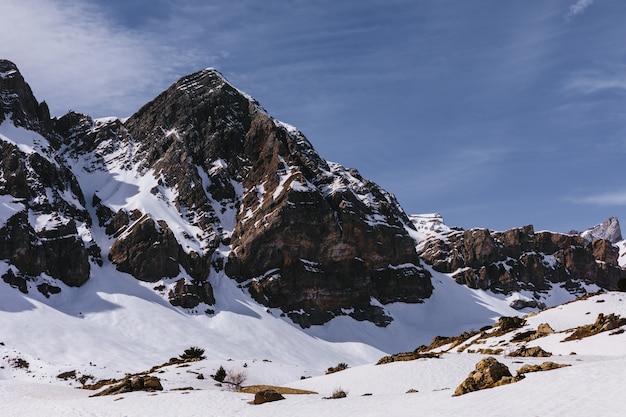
[580,216,622,244]
[0,59,50,132]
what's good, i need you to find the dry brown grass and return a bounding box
[239,385,318,395]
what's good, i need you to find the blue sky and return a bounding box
[1,0,625,233]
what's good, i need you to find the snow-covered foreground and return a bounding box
[2,263,625,416]
[2,352,624,417]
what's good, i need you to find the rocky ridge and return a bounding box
[412,215,626,308]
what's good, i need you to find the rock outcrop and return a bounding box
[517,362,570,374]
[91,375,163,396]
[0,61,99,289]
[453,357,522,396]
[417,222,626,302]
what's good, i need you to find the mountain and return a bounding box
[2,58,625,328]
[2,59,626,416]
[1,59,432,328]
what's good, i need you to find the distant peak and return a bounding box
[581,216,622,244]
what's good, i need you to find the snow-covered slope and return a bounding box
[2,286,624,416]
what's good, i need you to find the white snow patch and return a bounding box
[0,119,53,160]
[0,195,24,227]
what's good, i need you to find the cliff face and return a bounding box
[0,60,98,293]
[416,221,626,307]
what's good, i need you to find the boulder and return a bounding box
[536,323,554,336]
[253,389,285,405]
[92,375,163,396]
[453,357,522,396]
[508,345,552,357]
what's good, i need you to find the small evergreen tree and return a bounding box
[214,365,226,382]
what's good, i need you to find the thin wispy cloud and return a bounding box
[567,0,594,18]
[576,191,626,206]
[0,0,205,117]
[563,72,626,94]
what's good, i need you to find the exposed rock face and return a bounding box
[418,222,626,299]
[581,217,622,244]
[0,62,98,288]
[453,357,522,396]
[0,60,51,134]
[109,216,181,282]
[168,278,216,309]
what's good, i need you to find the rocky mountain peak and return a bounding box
[0,59,50,132]
[41,63,432,326]
[580,216,622,244]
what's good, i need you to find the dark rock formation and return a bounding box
[109,216,181,282]
[453,357,522,396]
[418,223,626,299]
[0,66,98,287]
[1,60,433,325]
[168,278,216,308]
[0,60,51,134]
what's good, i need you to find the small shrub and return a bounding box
[326,362,349,374]
[329,387,348,399]
[57,370,77,380]
[10,357,29,370]
[214,365,226,382]
[78,374,95,385]
[226,369,247,391]
[180,346,206,360]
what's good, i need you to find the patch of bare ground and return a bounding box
[239,385,318,395]
[516,362,570,375]
[377,351,440,365]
